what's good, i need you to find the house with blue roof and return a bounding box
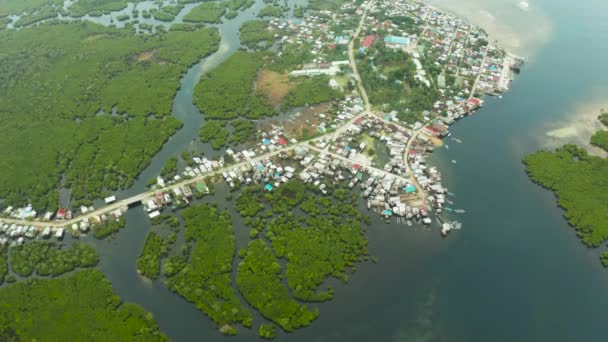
[384,36,410,50]
[335,35,350,45]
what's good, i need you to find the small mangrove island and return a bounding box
[524,112,608,265]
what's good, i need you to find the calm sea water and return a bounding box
[92,0,608,341]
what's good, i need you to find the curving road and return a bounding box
[0,0,442,229]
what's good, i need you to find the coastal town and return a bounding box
[0,0,521,246]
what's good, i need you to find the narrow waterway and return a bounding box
[37,0,608,341]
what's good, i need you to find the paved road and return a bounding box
[0,0,442,229]
[469,43,490,99]
[0,111,373,229]
[308,146,410,184]
[348,0,375,114]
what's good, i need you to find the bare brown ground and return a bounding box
[261,103,330,140]
[135,50,156,62]
[255,70,295,106]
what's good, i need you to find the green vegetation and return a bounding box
[161,156,178,180]
[13,6,57,27]
[0,17,10,30]
[195,51,273,119]
[234,181,369,333]
[601,251,608,267]
[0,247,7,285]
[194,51,272,149]
[183,2,226,23]
[259,323,277,339]
[599,112,608,126]
[166,203,253,332]
[283,76,341,109]
[236,182,369,302]
[307,0,346,11]
[231,118,258,144]
[0,22,220,210]
[0,269,168,341]
[151,9,175,22]
[0,0,62,18]
[170,22,204,31]
[162,245,189,277]
[200,118,257,150]
[93,217,126,239]
[236,187,266,217]
[524,145,608,248]
[199,120,230,149]
[293,7,304,18]
[237,239,319,331]
[267,42,314,72]
[591,130,608,152]
[239,20,275,48]
[68,0,128,17]
[258,5,283,17]
[161,4,184,16]
[10,241,99,277]
[525,111,608,267]
[151,213,181,228]
[357,46,438,123]
[137,232,169,279]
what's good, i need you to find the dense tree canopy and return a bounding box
[0,247,7,285]
[137,232,169,279]
[166,203,253,332]
[0,269,168,341]
[0,0,61,18]
[10,241,99,277]
[239,20,276,49]
[68,0,129,17]
[237,239,319,331]
[93,217,126,239]
[183,2,226,23]
[524,145,608,248]
[194,51,274,120]
[591,130,608,152]
[0,22,220,210]
[236,181,369,303]
[283,76,341,110]
[194,51,273,149]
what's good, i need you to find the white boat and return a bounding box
[441,223,452,236]
[442,221,463,237]
[451,160,457,164]
[454,209,466,214]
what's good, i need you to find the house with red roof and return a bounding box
[361,35,377,48]
[467,98,482,109]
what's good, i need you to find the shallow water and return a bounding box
[20,0,608,340]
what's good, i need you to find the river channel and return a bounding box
[29,0,608,341]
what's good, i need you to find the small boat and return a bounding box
[454,209,466,214]
[444,207,453,212]
[451,160,457,164]
[446,199,454,205]
[441,223,452,237]
[445,145,449,150]
[451,137,463,144]
[447,191,456,197]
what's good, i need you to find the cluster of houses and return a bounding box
[0,1,521,242]
[0,224,43,247]
[222,155,298,192]
[355,0,515,123]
